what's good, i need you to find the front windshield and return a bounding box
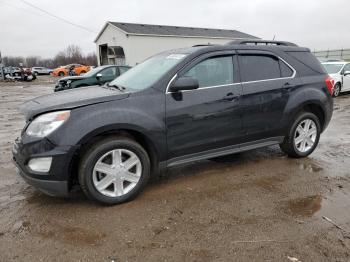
[81,67,102,77]
[322,63,344,74]
[109,53,188,91]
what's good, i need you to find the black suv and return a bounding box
[13,40,333,205]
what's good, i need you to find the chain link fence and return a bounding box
[313,49,350,62]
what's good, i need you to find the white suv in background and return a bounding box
[322,61,350,97]
[31,67,53,76]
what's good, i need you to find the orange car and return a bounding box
[52,64,91,77]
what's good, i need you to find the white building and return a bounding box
[94,22,259,66]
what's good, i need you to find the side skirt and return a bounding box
[166,136,284,168]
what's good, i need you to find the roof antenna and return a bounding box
[272,35,276,40]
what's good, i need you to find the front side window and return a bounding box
[182,56,234,88]
[240,54,281,82]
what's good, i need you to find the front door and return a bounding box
[342,63,350,91]
[165,53,243,163]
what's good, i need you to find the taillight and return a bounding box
[325,76,334,95]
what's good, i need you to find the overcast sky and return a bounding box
[0,0,348,58]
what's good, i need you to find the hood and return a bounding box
[59,75,87,82]
[20,86,130,120]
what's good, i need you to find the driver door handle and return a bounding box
[223,92,239,101]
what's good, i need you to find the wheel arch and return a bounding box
[68,126,161,188]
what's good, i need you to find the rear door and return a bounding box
[165,52,243,162]
[238,50,297,142]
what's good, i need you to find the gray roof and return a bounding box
[107,22,259,39]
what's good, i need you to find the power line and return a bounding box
[0,0,42,16]
[18,0,98,34]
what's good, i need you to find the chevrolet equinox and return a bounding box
[13,40,334,205]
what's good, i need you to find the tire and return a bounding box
[79,136,151,205]
[280,112,321,158]
[58,72,65,77]
[333,83,341,97]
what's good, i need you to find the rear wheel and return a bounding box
[280,112,321,158]
[79,137,150,205]
[333,83,341,97]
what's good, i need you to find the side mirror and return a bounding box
[169,76,199,92]
[344,71,350,76]
[96,73,102,79]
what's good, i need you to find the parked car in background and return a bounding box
[54,65,130,92]
[322,61,350,97]
[31,67,53,76]
[52,64,91,77]
[13,40,333,204]
[4,67,21,76]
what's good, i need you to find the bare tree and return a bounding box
[2,45,97,68]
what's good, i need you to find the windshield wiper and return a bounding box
[104,83,126,92]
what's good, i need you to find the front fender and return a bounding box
[48,95,167,160]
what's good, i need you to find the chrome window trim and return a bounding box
[165,56,297,94]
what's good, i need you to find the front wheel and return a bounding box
[79,137,151,205]
[280,112,321,158]
[333,83,341,97]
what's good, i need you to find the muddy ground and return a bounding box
[0,76,350,262]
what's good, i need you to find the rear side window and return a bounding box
[183,56,234,88]
[279,60,294,77]
[286,51,325,74]
[239,55,280,82]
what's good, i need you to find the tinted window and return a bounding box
[183,56,233,88]
[240,55,280,82]
[279,60,294,77]
[286,51,325,74]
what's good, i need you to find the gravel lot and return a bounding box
[0,76,350,261]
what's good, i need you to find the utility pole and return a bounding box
[0,51,4,81]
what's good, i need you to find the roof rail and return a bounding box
[227,40,298,47]
[192,44,216,47]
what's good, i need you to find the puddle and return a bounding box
[38,224,106,246]
[299,163,323,173]
[286,191,350,226]
[287,195,322,217]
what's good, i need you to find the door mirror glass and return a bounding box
[96,73,102,79]
[169,76,199,92]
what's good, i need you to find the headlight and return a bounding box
[26,111,70,137]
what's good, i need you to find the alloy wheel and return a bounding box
[92,149,142,197]
[293,119,317,153]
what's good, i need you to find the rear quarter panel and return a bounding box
[280,74,333,133]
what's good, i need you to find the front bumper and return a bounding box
[16,168,68,196]
[12,136,78,197]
